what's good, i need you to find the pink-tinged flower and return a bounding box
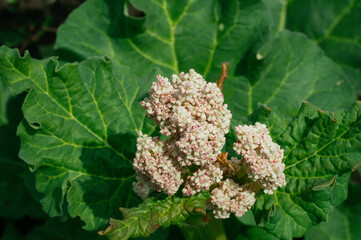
[233,122,286,194]
[209,179,256,219]
[182,164,223,196]
[141,69,232,167]
[132,132,183,199]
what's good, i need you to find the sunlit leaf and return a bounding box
[237,102,361,239]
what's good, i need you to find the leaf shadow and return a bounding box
[0,93,26,161]
[75,131,142,230]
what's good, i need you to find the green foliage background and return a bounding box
[0,0,361,239]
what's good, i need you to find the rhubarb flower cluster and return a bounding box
[141,69,232,167]
[233,122,286,194]
[182,164,223,196]
[133,69,231,199]
[132,132,183,199]
[209,179,256,219]
[132,67,286,219]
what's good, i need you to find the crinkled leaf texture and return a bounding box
[235,102,361,239]
[0,46,148,230]
[305,182,361,240]
[99,192,209,240]
[55,0,355,120]
[0,0,359,237]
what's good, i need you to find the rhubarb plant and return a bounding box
[0,0,361,239]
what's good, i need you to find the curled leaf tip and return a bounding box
[313,176,336,191]
[98,220,114,236]
[317,109,337,122]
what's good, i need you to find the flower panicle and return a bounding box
[132,68,286,219]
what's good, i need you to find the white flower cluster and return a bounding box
[209,179,256,219]
[233,122,286,194]
[133,69,231,199]
[132,132,183,199]
[141,69,232,167]
[132,68,287,219]
[182,164,223,196]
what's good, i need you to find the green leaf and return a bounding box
[0,46,148,230]
[99,192,209,240]
[55,0,274,124]
[180,216,227,240]
[56,0,269,80]
[305,183,361,240]
[56,0,355,121]
[287,0,361,95]
[56,0,262,131]
[241,227,279,240]
[262,0,287,33]
[1,0,359,237]
[227,30,355,119]
[238,101,361,239]
[237,210,257,227]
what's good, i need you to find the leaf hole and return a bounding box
[29,122,41,129]
[124,3,145,18]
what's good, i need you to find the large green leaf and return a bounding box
[236,101,361,239]
[1,0,359,237]
[0,46,149,230]
[99,193,209,240]
[56,0,269,80]
[55,0,354,120]
[305,183,361,240]
[55,0,271,131]
[287,0,361,95]
[227,30,355,118]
